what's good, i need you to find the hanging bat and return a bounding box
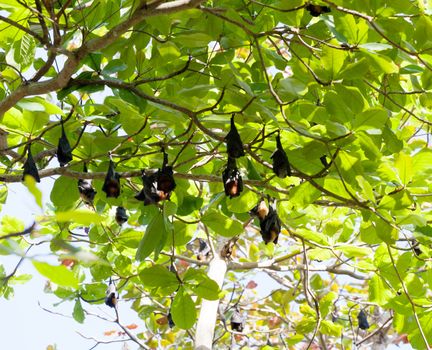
[221,236,238,260]
[136,150,176,205]
[156,150,176,199]
[225,115,245,158]
[306,3,331,16]
[22,145,40,182]
[135,171,162,205]
[102,160,121,198]
[411,238,422,256]
[250,200,281,244]
[222,157,243,198]
[197,238,211,261]
[115,206,128,225]
[260,205,281,244]
[105,279,118,308]
[249,200,269,221]
[57,122,73,166]
[78,164,97,205]
[271,134,291,178]
[357,310,370,330]
[230,308,244,332]
[167,312,175,328]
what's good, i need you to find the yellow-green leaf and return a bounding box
[33,261,78,288]
[55,210,103,225]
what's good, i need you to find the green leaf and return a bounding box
[353,108,388,130]
[13,34,35,70]
[157,42,181,61]
[102,59,128,75]
[334,85,367,114]
[192,277,220,301]
[182,268,221,300]
[378,190,412,210]
[416,225,432,237]
[174,33,213,47]
[51,176,80,210]
[73,299,85,323]
[136,211,167,261]
[55,210,103,225]
[116,229,142,249]
[295,228,328,245]
[337,245,373,258]
[171,287,196,329]
[395,153,413,185]
[321,43,347,79]
[33,261,78,288]
[23,175,42,208]
[226,190,259,213]
[369,274,393,305]
[163,200,177,217]
[375,217,398,243]
[177,195,203,216]
[201,211,244,237]
[319,292,337,318]
[334,14,368,43]
[320,320,342,337]
[363,51,399,74]
[0,216,24,236]
[139,265,179,288]
[339,57,369,79]
[288,182,321,208]
[277,77,307,98]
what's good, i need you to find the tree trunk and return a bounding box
[194,252,227,350]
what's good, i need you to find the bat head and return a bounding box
[249,200,269,220]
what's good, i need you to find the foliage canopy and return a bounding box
[1,0,432,349]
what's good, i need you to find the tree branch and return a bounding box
[0,15,45,43]
[195,246,228,350]
[0,222,36,241]
[0,0,206,118]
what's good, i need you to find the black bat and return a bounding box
[271,134,291,178]
[135,171,161,205]
[357,310,370,330]
[115,206,128,225]
[136,150,176,205]
[22,145,40,182]
[102,160,121,198]
[250,200,281,244]
[222,157,243,198]
[78,164,97,205]
[225,115,245,158]
[306,4,331,16]
[157,150,176,199]
[105,280,118,308]
[167,312,175,328]
[230,308,244,332]
[260,206,281,244]
[57,122,73,166]
[411,238,422,256]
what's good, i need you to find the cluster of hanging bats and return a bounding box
[21,115,286,326]
[22,115,285,244]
